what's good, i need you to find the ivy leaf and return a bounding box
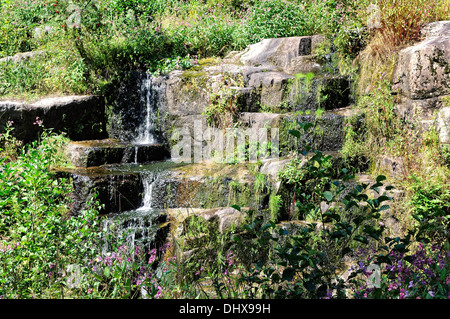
[330,230,345,239]
[323,211,340,222]
[302,122,314,132]
[377,195,391,203]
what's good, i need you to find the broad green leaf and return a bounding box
[288,129,301,139]
[354,235,368,244]
[104,266,110,278]
[322,191,333,202]
[231,204,241,212]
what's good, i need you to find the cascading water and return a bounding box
[137,172,157,211]
[134,73,162,146]
[102,171,164,254]
[97,72,173,270]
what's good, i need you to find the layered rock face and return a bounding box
[392,21,450,144]
[4,23,448,256]
[152,35,354,160]
[393,21,450,110]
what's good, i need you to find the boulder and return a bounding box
[247,71,294,108]
[68,167,144,215]
[66,138,170,167]
[0,95,107,143]
[167,207,248,236]
[280,112,347,153]
[392,21,450,117]
[238,36,324,75]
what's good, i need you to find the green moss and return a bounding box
[198,57,221,67]
[180,69,208,92]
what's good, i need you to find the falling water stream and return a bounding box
[102,172,162,254]
[134,73,158,145]
[102,72,169,254]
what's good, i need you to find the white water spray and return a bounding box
[135,73,157,145]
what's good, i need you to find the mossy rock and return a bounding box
[287,74,351,112]
[279,111,346,155]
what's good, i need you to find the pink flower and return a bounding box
[155,286,162,299]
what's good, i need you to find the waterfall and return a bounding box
[101,171,162,254]
[137,172,158,211]
[134,73,158,145]
[134,146,138,164]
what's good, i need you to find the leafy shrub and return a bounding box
[245,0,309,43]
[76,243,172,298]
[0,126,172,298]
[351,243,450,299]
[0,127,98,298]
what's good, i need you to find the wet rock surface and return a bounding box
[69,168,144,215]
[53,28,450,259]
[66,139,170,167]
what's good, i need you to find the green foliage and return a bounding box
[0,120,23,162]
[0,127,101,298]
[202,73,244,128]
[181,122,449,299]
[245,0,309,43]
[0,0,369,98]
[0,44,89,98]
[269,194,281,221]
[408,175,450,244]
[227,171,394,298]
